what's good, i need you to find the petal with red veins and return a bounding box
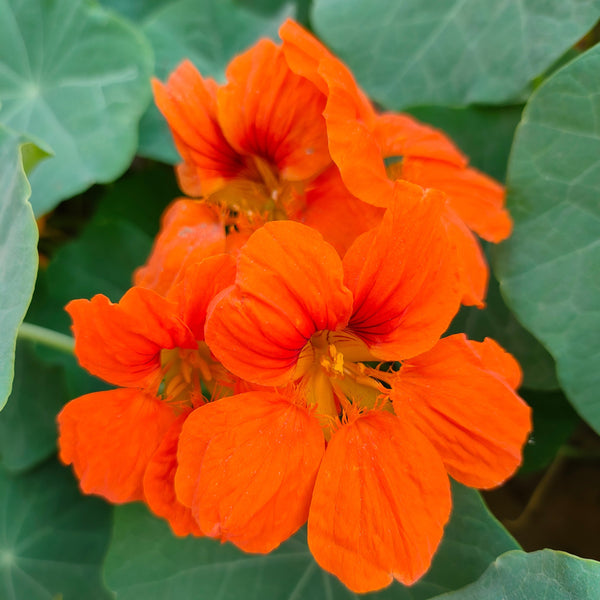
[218,39,330,182]
[205,221,353,386]
[343,181,462,360]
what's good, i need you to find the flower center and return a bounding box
[159,343,234,411]
[298,331,395,432]
[206,156,306,225]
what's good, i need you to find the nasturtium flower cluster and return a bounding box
[57,19,531,593]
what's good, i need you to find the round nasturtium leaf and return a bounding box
[429,550,600,599]
[495,44,600,434]
[312,0,600,109]
[0,127,38,412]
[104,482,517,600]
[0,459,113,600]
[0,0,154,216]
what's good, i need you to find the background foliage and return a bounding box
[0,0,598,598]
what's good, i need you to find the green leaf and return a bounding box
[407,105,523,182]
[46,217,152,307]
[104,482,517,599]
[101,0,293,163]
[0,127,38,411]
[0,459,113,600]
[430,550,600,599]
[312,0,600,109]
[0,0,153,215]
[495,44,600,433]
[93,163,179,238]
[0,341,69,473]
[22,268,112,404]
[449,262,559,391]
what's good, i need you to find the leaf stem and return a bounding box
[17,322,74,354]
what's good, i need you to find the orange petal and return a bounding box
[205,221,353,386]
[57,389,178,503]
[134,199,226,297]
[402,158,511,242]
[308,410,451,592]
[178,392,325,552]
[281,23,391,206]
[444,209,489,307]
[318,58,391,206]
[143,413,203,537]
[279,18,333,95]
[167,253,236,340]
[153,61,244,195]
[67,287,196,389]
[217,39,330,182]
[373,112,466,167]
[343,181,462,360]
[303,165,384,256]
[392,334,531,489]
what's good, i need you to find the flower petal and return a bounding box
[444,209,489,307]
[318,58,391,206]
[308,410,451,592]
[177,392,325,552]
[279,18,333,95]
[402,158,511,242]
[58,389,178,503]
[303,165,384,256]
[134,199,226,296]
[217,39,330,182]
[67,287,196,389]
[143,413,203,537]
[392,334,531,489]
[205,221,353,386]
[152,61,244,196]
[343,181,462,359]
[167,253,236,340]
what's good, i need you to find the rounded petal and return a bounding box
[393,334,531,489]
[308,410,451,592]
[152,61,244,195]
[217,39,330,182]
[57,389,178,504]
[343,181,462,360]
[143,413,203,537]
[373,112,466,167]
[303,165,384,256]
[134,199,226,297]
[167,253,237,340]
[279,18,333,95]
[67,287,197,389]
[318,58,390,206]
[402,158,511,242]
[177,392,325,552]
[444,210,489,307]
[205,221,354,386]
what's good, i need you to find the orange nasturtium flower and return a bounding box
[151,35,383,259]
[57,254,237,535]
[280,19,511,305]
[175,188,531,591]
